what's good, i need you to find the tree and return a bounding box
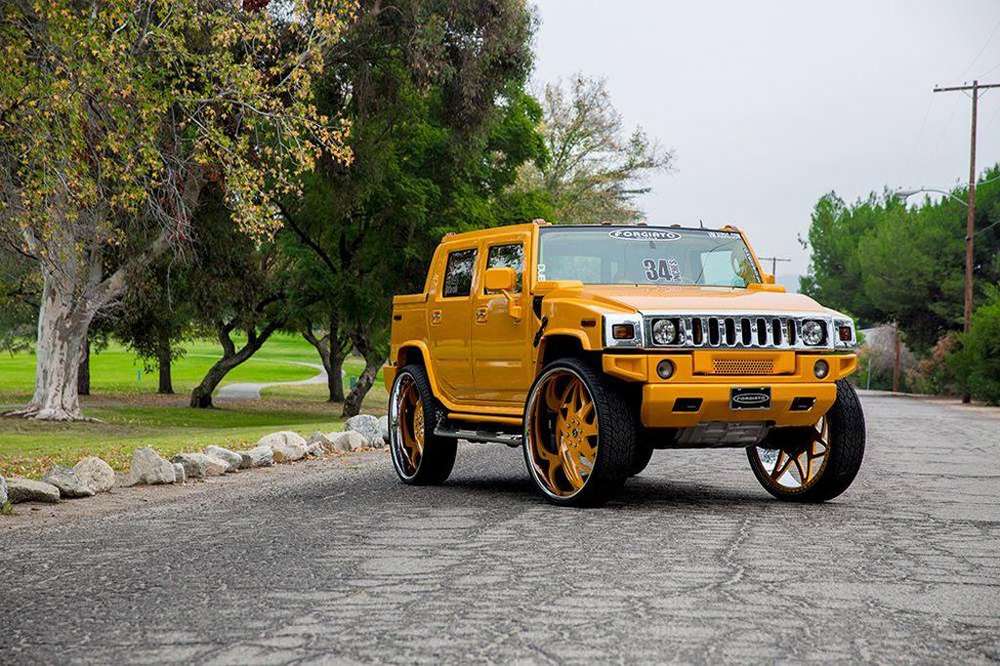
[188,188,288,408]
[514,76,673,225]
[949,284,1000,404]
[0,0,355,420]
[801,168,1000,354]
[280,0,547,415]
[114,256,196,395]
[0,246,38,355]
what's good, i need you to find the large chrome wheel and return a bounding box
[523,359,636,506]
[749,416,830,492]
[747,379,866,502]
[389,365,456,485]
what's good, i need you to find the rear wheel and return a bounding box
[389,365,457,485]
[522,358,636,507]
[747,379,865,502]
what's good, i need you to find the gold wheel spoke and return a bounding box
[771,450,793,480]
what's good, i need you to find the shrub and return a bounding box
[906,332,961,396]
[950,285,1000,405]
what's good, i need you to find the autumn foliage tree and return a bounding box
[0,0,355,420]
[516,76,673,225]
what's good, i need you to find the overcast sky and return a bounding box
[530,0,1000,278]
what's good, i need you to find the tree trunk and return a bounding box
[189,356,242,408]
[6,277,94,420]
[302,311,349,403]
[341,330,384,417]
[327,353,346,403]
[189,321,282,408]
[77,336,91,396]
[157,335,174,395]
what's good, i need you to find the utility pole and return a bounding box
[757,256,790,277]
[933,80,1000,403]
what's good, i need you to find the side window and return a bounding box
[485,243,524,294]
[443,248,477,297]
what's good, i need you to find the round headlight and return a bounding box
[652,319,677,346]
[801,320,825,346]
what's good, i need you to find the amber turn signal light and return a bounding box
[612,323,635,340]
[838,326,852,342]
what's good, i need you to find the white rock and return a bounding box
[204,446,242,473]
[271,442,307,463]
[238,445,274,468]
[378,416,390,444]
[42,465,95,498]
[171,453,229,479]
[124,447,177,486]
[255,431,308,462]
[307,431,336,453]
[0,476,6,505]
[257,431,308,463]
[73,456,115,494]
[173,463,187,484]
[327,432,353,452]
[334,431,367,452]
[7,477,61,504]
[344,414,382,447]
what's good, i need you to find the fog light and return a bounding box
[814,359,830,379]
[656,359,675,380]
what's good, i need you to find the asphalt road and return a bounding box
[2,392,999,664]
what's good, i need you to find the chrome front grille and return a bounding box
[643,313,834,351]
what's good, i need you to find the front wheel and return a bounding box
[522,358,637,507]
[747,379,865,502]
[388,365,457,485]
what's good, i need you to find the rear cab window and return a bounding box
[442,248,478,298]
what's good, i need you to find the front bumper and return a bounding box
[603,351,856,429]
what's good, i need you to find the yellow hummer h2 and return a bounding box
[384,221,865,506]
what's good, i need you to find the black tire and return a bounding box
[522,358,637,507]
[628,444,654,477]
[747,379,865,502]
[388,365,457,485]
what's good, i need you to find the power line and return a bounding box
[757,256,790,276]
[958,14,1000,80]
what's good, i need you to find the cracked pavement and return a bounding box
[1,392,998,664]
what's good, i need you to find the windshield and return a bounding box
[537,227,761,287]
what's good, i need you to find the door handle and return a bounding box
[475,307,488,323]
[431,310,442,325]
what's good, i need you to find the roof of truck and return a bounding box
[439,221,744,243]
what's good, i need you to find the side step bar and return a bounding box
[434,421,523,448]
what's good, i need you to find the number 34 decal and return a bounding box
[642,258,682,282]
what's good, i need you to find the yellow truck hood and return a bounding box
[580,284,832,315]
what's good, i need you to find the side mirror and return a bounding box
[483,267,521,321]
[762,272,776,285]
[484,267,516,292]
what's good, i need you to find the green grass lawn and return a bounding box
[0,334,321,399]
[0,333,388,479]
